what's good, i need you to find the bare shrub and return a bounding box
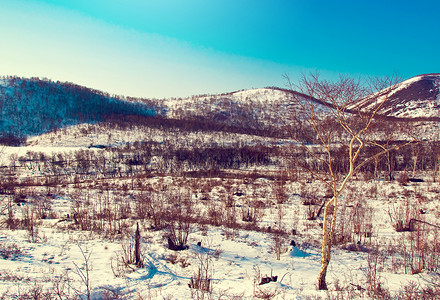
[111,233,141,277]
[301,188,321,206]
[206,200,223,227]
[148,193,166,230]
[390,200,419,232]
[397,171,409,186]
[271,235,284,261]
[134,191,150,220]
[189,273,211,293]
[406,222,427,274]
[241,199,265,224]
[32,195,53,220]
[0,242,23,259]
[273,175,288,204]
[367,184,378,198]
[254,287,281,300]
[21,205,40,243]
[71,195,93,232]
[363,249,390,299]
[305,203,323,221]
[400,219,440,275]
[398,279,440,299]
[301,187,325,221]
[189,248,214,297]
[101,286,125,300]
[166,191,192,251]
[16,281,54,300]
[223,194,238,240]
[272,204,287,260]
[425,229,440,273]
[350,201,373,245]
[2,195,17,230]
[253,266,281,299]
[72,244,93,300]
[50,270,71,300]
[164,253,191,268]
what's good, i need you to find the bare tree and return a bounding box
[72,244,92,300]
[285,72,416,290]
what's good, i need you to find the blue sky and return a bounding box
[1,0,439,98]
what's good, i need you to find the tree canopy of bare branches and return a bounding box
[285,72,416,290]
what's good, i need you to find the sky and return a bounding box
[1,0,439,98]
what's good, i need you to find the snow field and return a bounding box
[0,168,439,299]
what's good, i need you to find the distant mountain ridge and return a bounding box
[1,74,438,145]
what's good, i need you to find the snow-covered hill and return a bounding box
[1,74,439,147]
[353,73,440,119]
[161,74,440,132]
[160,88,293,127]
[158,87,326,135]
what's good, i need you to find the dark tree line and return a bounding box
[102,113,286,139]
[167,145,271,170]
[3,142,272,183]
[287,141,440,181]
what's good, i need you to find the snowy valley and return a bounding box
[0,74,440,299]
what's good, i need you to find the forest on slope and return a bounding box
[0,76,156,144]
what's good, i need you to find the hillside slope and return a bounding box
[0,77,156,140]
[160,87,325,133]
[2,74,439,146]
[354,73,440,119]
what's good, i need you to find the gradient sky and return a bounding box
[1,0,439,98]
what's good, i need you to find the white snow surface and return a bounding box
[1,139,439,298]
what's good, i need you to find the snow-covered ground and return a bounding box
[0,79,439,298]
[1,155,439,299]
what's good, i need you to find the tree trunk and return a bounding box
[317,263,329,290]
[387,152,393,181]
[438,155,440,184]
[317,196,337,290]
[135,222,143,268]
[412,154,418,178]
[374,157,378,179]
